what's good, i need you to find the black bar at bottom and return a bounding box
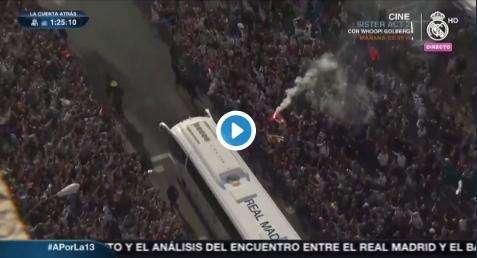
[103,240,476,258]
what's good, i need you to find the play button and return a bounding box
[231,123,244,139]
[216,111,256,151]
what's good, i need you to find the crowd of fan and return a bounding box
[0,2,184,239]
[149,0,476,240]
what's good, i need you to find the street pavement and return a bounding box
[38,0,211,239]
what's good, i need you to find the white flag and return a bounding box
[56,183,80,197]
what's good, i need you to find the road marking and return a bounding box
[151,152,176,164]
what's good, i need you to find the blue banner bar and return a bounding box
[0,240,114,258]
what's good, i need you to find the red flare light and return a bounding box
[270,110,285,124]
[369,46,379,62]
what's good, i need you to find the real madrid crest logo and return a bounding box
[426,11,449,41]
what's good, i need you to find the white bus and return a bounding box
[160,110,300,240]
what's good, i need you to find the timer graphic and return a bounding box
[17,10,89,29]
[49,18,78,27]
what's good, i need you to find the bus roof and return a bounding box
[169,116,300,240]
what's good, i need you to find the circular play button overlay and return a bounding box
[216,110,256,151]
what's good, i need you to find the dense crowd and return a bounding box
[149,0,476,240]
[0,1,184,239]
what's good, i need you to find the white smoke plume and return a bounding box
[275,53,376,124]
[275,53,338,113]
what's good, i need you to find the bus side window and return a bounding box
[226,175,241,187]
